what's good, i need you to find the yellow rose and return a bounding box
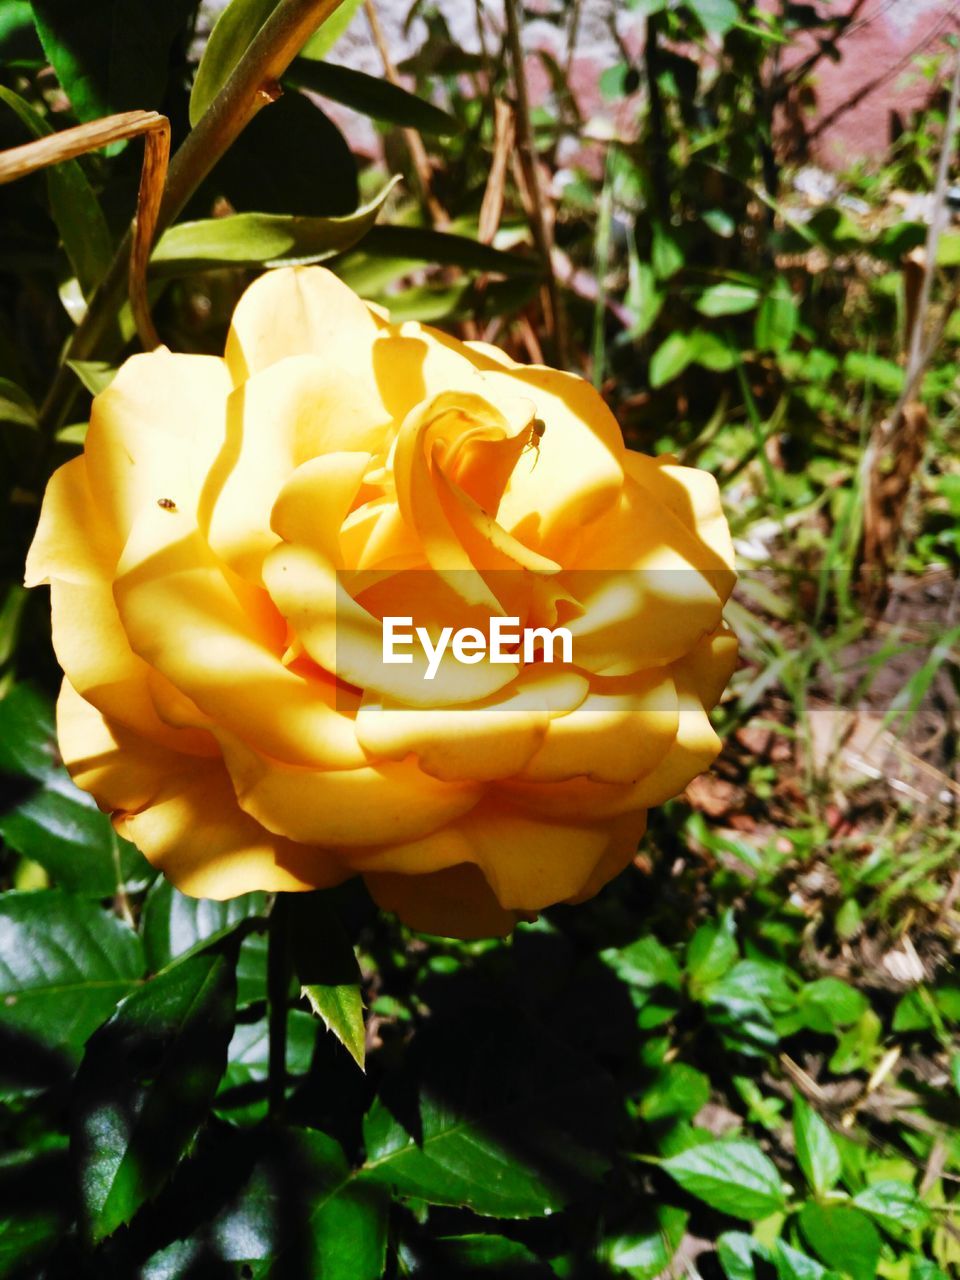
[26,267,736,938]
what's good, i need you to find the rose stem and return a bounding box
[38,0,348,433]
[267,893,293,1121]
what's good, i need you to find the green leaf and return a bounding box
[190,0,279,126]
[601,935,682,1028]
[774,1240,829,1280]
[696,282,760,316]
[754,278,799,354]
[661,1140,786,1220]
[650,332,696,388]
[215,1009,316,1125]
[0,1,42,64]
[689,0,740,34]
[652,222,684,280]
[211,90,358,216]
[624,252,664,338]
[361,1015,618,1217]
[0,1145,72,1278]
[402,1234,553,1276]
[152,179,397,277]
[291,892,365,1069]
[0,376,37,428]
[141,879,268,971]
[354,224,543,276]
[798,1204,880,1280]
[300,0,364,59]
[717,1231,771,1280]
[841,350,904,397]
[852,1180,928,1233]
[640,1063,710,1122]
[606,1206,689,1279]
[65,359,118,395]
[29,0,195,124]
[794,978,867,1034]
[0,891,144,1066]
[0,85,112,296]
[687,910,738,990]
[72,947,237,1242]
[0,684,152,897]
[286,58,460,135]
[793,1093,841,1197]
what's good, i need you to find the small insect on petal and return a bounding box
[157,498,177,511]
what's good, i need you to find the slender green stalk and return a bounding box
[39,0,347,432]
[267,894,292,1120]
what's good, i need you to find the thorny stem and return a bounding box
[38,0,348,433]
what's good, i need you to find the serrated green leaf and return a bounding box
[0,85,112,296]
[151,179,397,277]
[717,1231,771,1280]
[72,947,237,1242]
[401,1234,552,1276]
[0,1145,71,1278]
[0,683,153,896]
[798,1203,880,1280]
[30,0,195,125]
[661,1140,786,1220]
[0,891,144,1068]
[138,1125,387,1280]
[687,910,738,990]
[774,1240,829,1280]
[215,1009,316,1125]
[361,1016,619,1217]
[286,58,459,135]
[605,1206,689,1279]
[302,982,365,1070]
[793,1093,841,1197]
[852,1180,928,1233]
[640,1063,710,1122]
[141,879,268,972]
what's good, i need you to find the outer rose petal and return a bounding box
[57,680,339,898]
[349,797,646,913]
[24,456,119,587]
[225,265,382,382]
[365,863,523,940]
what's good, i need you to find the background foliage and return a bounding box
[0,1,959,1277]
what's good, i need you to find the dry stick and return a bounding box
[503,0,567,367]
[38,0,348,432]
[862,46,960,593]
[363,0,447,228]
[0,110,170,350]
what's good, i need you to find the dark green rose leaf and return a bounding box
[400,1233,552,1276]
[606,1206,689,1279]
[214,1009,316,1125]
[361,1014,620,1217]
[137,1125,387,1280]
[291,891,365,1069]
[72,946,237,1242]
[661,1140,786,1220]
[141,878,267,972]
[0,683,152,896]
[0,1144,72,1277]
[0,891,144,1075]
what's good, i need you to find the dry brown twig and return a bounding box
[0,110,170,350]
